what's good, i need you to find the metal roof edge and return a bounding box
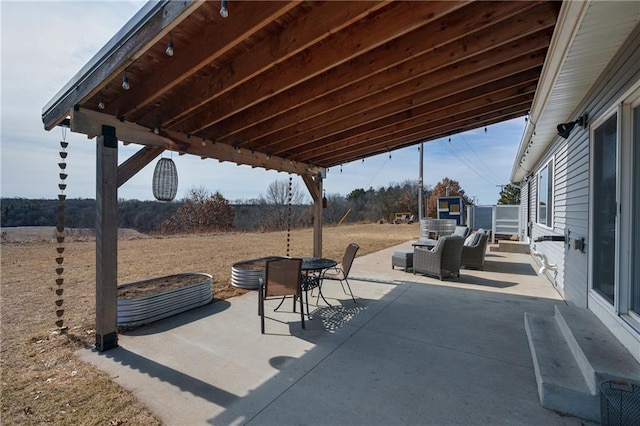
[41,1,168,123]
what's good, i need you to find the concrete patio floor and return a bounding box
[79,242,595,425]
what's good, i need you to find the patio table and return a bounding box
[301,257,337,315]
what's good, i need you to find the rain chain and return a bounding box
[55,130,68,330]
[286,175,292,257]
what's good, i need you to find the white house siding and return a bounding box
[519,180,529,242]
[562,128,590,307]
[528,172,537,231]
[529,146,566,295]
[533,24,640,317]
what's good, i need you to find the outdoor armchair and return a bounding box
[461,233,489,270]
[258,258,305,334]
[413,235,464,280]
[321,243,359,302]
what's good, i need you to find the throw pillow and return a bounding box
[464,233,477,247]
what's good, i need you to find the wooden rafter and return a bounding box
[46,1,561,172]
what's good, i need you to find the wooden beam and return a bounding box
[243,27,553,150]
[172,1,469,134]
[42,0,203,130]
[317,96,534,164]
[117,146,165,187]
[319,100,532,166]
[160,129,326,178]
[332,110,528,167]
[70,108,326,177]
[210,0,547,143]
[71,109,177,149]
[290,67,542,160]
[95,125,119,352]
[118,1,301,120]
[139,1,390,129]
[250,51,544,162]
[302,174,323,258]
[260,44,548,156]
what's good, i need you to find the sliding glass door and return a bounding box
[592,114,618,304]
[631,105,640,315]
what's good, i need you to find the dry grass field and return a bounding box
[1,222,419,424]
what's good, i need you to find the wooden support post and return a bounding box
[95,125,119,351]
[302,173,323,258]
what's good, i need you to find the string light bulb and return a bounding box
[220,0,229,18]
[166,34,174,56]
[122,71,130,90]
[97,96,105,110]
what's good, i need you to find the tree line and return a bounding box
[2,178,519,234]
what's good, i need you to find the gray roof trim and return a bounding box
[511,0,640,183]
[510,0,587,183]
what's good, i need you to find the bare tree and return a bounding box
[322,193,350,224]
[259,178,308,230]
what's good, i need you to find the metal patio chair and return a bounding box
[258,257,305,334]
[321,243,359,303]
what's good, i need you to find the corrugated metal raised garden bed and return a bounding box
[117,272,212,327]
[231,256,286,289]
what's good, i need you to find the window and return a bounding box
[537,161,553,227]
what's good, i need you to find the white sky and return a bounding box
[0,1,524,205]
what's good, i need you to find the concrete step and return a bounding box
[524,312,600,421]
[489,240,530,253]
[554,305,640,388]
[525,305,640,423]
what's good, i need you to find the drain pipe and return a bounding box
[531,235,564,275]
[531,247,558,275]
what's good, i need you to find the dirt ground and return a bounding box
[1,222,419,424]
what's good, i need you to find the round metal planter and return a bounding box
[117,272,212,327]
[231,256,286,289]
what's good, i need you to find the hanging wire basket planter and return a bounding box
[152,157,178,201]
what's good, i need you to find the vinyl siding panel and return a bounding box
[535,23,640,307]
[530,144,566,292]
[563,129,590,306]
[520,182,530,241]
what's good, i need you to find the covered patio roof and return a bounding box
[41,0,562,351]
[42,0,561,176]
